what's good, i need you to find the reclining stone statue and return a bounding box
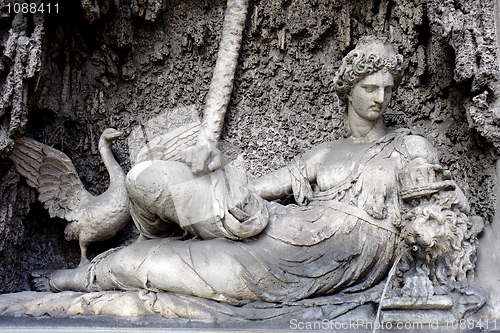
[30,36,482,319]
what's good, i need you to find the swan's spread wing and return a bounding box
[9,136,45,188]
[134,122,200,164]
[10,137,90,220]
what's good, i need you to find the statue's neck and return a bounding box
[347,107,388,143]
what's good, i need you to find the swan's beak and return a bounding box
[109,130,124,140]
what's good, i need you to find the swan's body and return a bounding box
[10,129,130,266]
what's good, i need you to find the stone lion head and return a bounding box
[402,199,482,287]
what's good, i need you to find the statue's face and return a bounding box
[348,70,394,122]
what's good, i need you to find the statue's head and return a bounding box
[333,36,404,104]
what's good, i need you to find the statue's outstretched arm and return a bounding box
[250,143,331,201]
[250,167,294,201]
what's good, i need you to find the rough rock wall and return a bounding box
[0,0,498,293]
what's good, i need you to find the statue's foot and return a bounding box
[31,270,60,292]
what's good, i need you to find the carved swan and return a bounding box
[9,128,130,266]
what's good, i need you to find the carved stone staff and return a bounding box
[182,0,248,173]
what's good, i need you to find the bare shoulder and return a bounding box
[402,134,439,163]
[301,140,337,164]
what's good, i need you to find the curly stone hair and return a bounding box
[333,36,404,104]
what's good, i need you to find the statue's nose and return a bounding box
[374,89,385,104]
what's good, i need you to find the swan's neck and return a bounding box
[99,140,125,186]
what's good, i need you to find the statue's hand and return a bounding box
[181,142,222,174]
[401,274,434,303]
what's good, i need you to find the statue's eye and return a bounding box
[363,86,375,93]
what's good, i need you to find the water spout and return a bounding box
[372,246,413,333]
